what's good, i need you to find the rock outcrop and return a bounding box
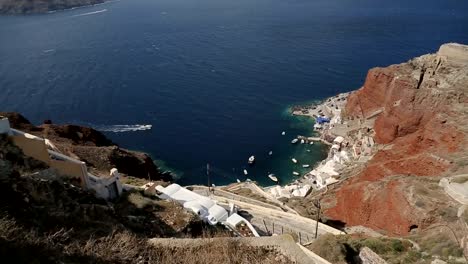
[0,112,172,182]
[325,43,468,235]
[359,247,388,264]
[0,0,105,14]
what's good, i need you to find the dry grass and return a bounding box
[414,229,464,260]
[227,187,277,206]
[0,216,288,264]
[307,234,348,264]
[451,176,468,184]
[307,234,424,264]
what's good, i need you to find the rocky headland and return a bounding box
[0,0,105,14]
[0,112,172,182]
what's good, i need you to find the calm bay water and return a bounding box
[1,0,467,185]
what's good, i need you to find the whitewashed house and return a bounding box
[0,116,123,200]
[156,184,228,225]
[156,184,259,236]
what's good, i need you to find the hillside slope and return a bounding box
[0,135,290,263]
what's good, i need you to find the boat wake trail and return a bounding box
[72,9,107,17]
[95,124,152,133]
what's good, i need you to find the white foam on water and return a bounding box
[96,124,152,133]
[72,9,107,17]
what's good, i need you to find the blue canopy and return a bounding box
[316,116,330,124]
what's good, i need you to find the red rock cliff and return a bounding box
[325,43,468,235]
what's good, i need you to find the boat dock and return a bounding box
[296,135,332,146]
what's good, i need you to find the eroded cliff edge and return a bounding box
[323,43,468,235]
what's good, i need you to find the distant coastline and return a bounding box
[0,0,106,14]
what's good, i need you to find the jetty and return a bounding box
[296,135,332,146]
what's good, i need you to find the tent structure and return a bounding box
[316,116,331,124]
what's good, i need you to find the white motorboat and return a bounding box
[293,171,300,176]
[300,139,305,144]
[281,131,286,136]
[243,169,248,175]
[306,149,311,152]
[268,174,278,182]
[236,179,241,183]
[248,155,255,164]
[268,150,273,156]
[291,158,298,163]
[302,164,310,168]
[291,138,299,144]
[310,142,314,145]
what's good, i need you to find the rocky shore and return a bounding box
[266,91,371,199]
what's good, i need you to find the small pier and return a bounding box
[297,135,332,146]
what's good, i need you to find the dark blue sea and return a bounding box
[1,0,467,186]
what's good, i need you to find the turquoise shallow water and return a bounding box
[1,0,467,186]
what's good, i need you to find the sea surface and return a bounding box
[1,0,467,186]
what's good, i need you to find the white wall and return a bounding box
[0,118,11,135]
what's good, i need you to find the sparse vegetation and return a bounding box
[463,210,468,224]
[451,176,468,184]
[0,136,290,263]
[439,206,459,222]
[307,234,425,264]
[0,216,288,264]
[227,187,277,206]
[415,230,464,260]
[120,175,150,186]
[307,234,348,263]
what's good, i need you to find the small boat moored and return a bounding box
[243,169,248,175]
[300,139,305,144]
[268,150,273,156]
[293,171,300,176]
[302,164,310,168]
[281,131,286,136]
[291,138,299,144]
[268,174,278,182]
[248,155,255,165]
[291,158,298,163]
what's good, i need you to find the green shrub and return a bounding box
[391,239,405,252]
[402,250,422,263]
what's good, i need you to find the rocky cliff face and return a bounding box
[325,44,468,235]
[0,112,172,182]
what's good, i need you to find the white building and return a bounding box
[156,184,228,225]
[156,184,259,236]
[0,116,12,135]
[0,116,122,200]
